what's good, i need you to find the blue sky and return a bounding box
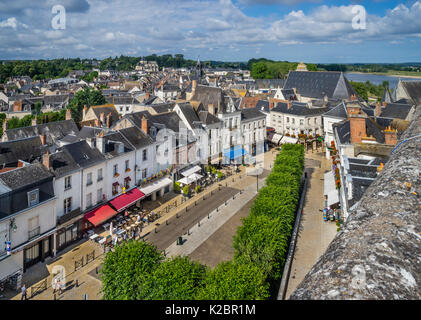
[0,0,420,63]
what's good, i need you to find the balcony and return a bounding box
[28,226,40,240]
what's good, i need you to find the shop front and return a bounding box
[56,208,84,253]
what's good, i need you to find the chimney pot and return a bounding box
[141,115,148,134]
[42,151,50,169]
[66,109,72,120]
[40,134,46,145]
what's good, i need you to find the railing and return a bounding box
[28,226,40,240]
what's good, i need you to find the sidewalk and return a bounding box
[285,151,337,298]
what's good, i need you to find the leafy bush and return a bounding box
[233,215,290,280]
[101,241,163,300]
[182,185,190,196]
[196,261,270,300]
[195,185,201,193]
[139,256,208,300]
[173,182,180,192]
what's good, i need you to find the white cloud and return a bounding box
[0,17,18,29]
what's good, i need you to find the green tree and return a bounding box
[139,256,208,300]
[250,62,268,79]
[196,261,270,300]
[67,87,106,123]
[101,241,163,300]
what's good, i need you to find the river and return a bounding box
[344,72,420,89]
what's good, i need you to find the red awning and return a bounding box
[109,188,145,212]
[84,205,117,227]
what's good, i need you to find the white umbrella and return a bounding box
[109,221,113,236]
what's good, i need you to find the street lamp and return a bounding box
[247,166,263,192]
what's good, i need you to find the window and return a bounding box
[113,164,118,176]
[86,193,92,208]
[97,188,102,204]
[64,176,71,190]
[28,216,40,239]
[28,189,39,207]
[87,173,92,186]
[64,197,72,214]
[292,118,295,124]
[314,118,317,124]
[142,168,147,179]
[300,119,304,126]
[97,168,103,181]
[286,117,290,123]
[112,183,119,195]
[124,177,131,189]
[142,149,147,161]
[125,160,129,171]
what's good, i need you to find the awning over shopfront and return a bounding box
[177,173,203,185]
[280,136,298,144]
[324,171,339,207]
[223,146,248,160]
[139,177,172,196]
[180,165,202,177]
[271,133,283,145]
[85,204,117,227]
[0,255,22,282]
[109,188,145,212]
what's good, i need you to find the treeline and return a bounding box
[250,58,318,79]
[101,144,305,300]
[317,63,421,73]
[0,58,96,83]
[350,80,389,101]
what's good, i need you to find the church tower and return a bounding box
[195,56,203,78]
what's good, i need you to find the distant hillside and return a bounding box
[248,58,318,79]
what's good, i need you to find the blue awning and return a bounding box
[223,146,248,160]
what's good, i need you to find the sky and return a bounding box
[0,0,421,63]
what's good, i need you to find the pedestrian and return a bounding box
[21,284,27,300]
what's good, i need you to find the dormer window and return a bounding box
[28,189,39,207]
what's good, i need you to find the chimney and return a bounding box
[349,114,366,144]
[2,119,8,133]
[65,109,72,120]
[350,94,357,101]
[141,115,148,134]
[82,105,87,119]
[192,80,197,93]
[382,101,387,107]
[96,134,105,153]
[375,102,382,118]
[40,134,46,145]
[86,137,96,148]
[384,126,397,145]
[106,112,111,128]
[31,117,37,126]
[99,112,105,125]
[94,118,100,127]
[42,151,50,169]
[287,100,292,110]
[145,92,150,100]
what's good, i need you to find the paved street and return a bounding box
[285,151,337,298]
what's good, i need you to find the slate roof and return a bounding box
[379,103,413,120]
[0,163,53,191]
[90,104,120,125]
[400,81,421,105]
[241,108,266,121]
[272,102,329,116]
[61,140,105,168]
[284,71,357,100]
[177,102,201,128]
[253,79,285,89]
[101,131,134,158]
[49,149,80,178]
[149,103,174,114]
[77,126,105,139]
[0,136,47,166]
[323,102,348,119]
[333,117,385,144]
[198,111,221,125]
[118,126,154,149]
[333,120,350,144]
[4,119,79,145]
[190,85,225,111]
[105,96,138,105]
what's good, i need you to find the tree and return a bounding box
[139,256,208,300]
[67,87,106,123]
[250,62,268,79]
[196,261,270,300]
[34,102,42,115]
[101,241,163,300]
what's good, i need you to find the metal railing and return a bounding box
[28,226,40,240]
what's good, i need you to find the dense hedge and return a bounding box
[102,144,304,300]
[233,143,305,294]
